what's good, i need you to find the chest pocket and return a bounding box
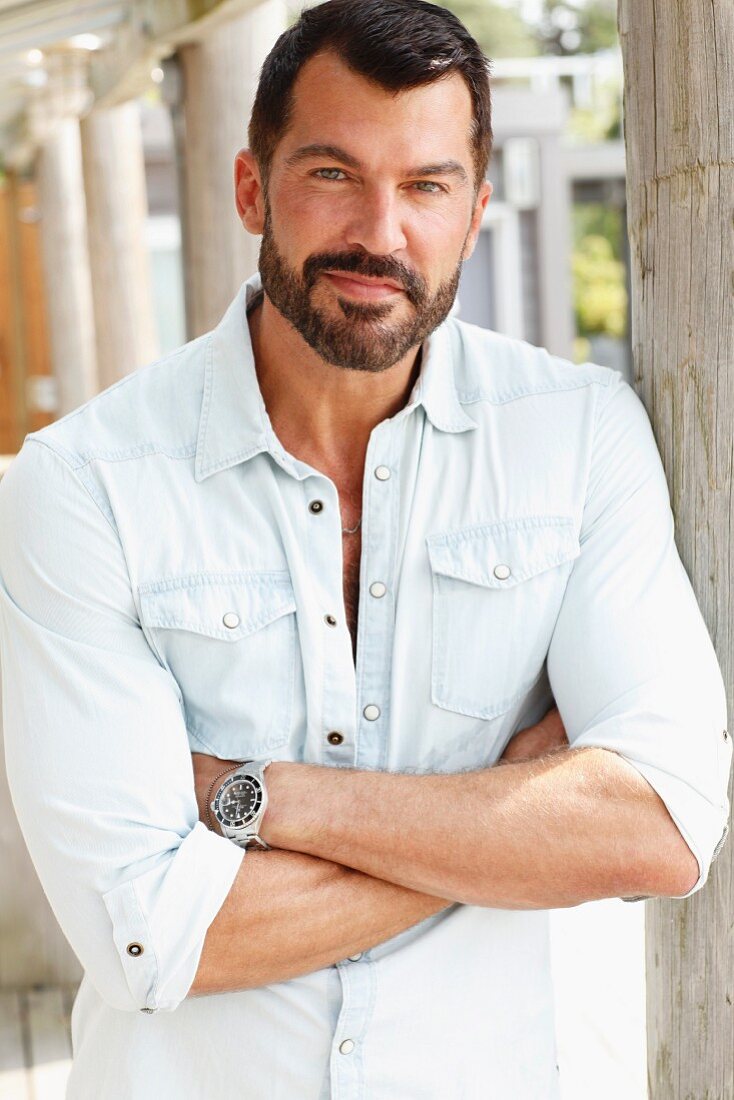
[426,516,580,721]
[138,571,298,759]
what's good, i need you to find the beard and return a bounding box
[257,199,466,373]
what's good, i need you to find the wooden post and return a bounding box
[80,101,159,388]
[36,117,98,416]
[0,176,28,452]
[11,178,56,438]
[176,1,287,337]
[618,2,734,1095]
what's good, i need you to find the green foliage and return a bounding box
[537,0,618,56]
[288,1,619,59]
[573,202,624,261]
[572,233,627,338]
[573,335,592,363]
[566,77,622,144]
[288,1,538,58]
[573,203,627,341]
[568,102,621,143]
[432,1,539,59]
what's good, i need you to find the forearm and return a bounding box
[262,747,698,908]
[188,847,452,997]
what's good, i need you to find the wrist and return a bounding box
[205,762,241,836]
[260,760,308,849]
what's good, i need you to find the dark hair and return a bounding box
[248,0,492,196]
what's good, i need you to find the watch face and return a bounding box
[216,775,263,828]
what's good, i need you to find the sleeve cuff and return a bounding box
[592,751,728,902]
[102,821,245,1012]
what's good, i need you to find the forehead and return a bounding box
[279,49,474,170]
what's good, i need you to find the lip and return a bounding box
[321,271,404,300]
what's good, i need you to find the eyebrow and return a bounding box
[283,142,469,183]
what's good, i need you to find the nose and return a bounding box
[342,185,408,257]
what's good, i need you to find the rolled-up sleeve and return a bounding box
[547,374,732,900]
[0,439,245,1012]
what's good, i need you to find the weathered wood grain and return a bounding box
[618,1,734,1096]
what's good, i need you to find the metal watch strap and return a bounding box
[210,759,273,850]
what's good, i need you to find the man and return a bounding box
[0,0,730,1097]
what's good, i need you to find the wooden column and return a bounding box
[618,2,734,1096]
[176,1,286,337]
[36,118,97,416]
[80,101,159,388]
[0,177,26,452]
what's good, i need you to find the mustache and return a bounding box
[302,251,426,306]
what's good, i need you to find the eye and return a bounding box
[412,180,445,194]
[313,167,349,181]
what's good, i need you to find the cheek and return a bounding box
[405,203,470,253]
[406,224,466,286]
[276,184,344,244]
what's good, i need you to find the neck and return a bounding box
[247,292,423,468]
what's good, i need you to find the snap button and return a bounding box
[309,499,325,513]
[374,466,391,481]
[339,1038,355,1055]
[369,581,387,598]
[493,564,511,580]
[324,613,338,627]
[327,731,344,745]
[126,942,144,957]
[363,704,380,721]
[348,952,363,961]
[724,729,729,741]
[222,611,240,629]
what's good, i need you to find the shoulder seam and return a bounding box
[34,342,193,432]
[26,438,121,539]
[591,369,625,434]
[457,372,614,408]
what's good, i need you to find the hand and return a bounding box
[191,752,243,835]
[498,704,569,765]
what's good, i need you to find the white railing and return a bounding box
[492,50,623,112]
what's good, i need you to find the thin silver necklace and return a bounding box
[342,516,362,535]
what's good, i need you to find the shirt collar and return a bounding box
[194,271,475,483]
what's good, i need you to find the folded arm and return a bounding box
[0,438,577,1011]
[188,847,450,996]
[188,706,570,996]
[206,377,732,914]
[0,439,454,1008]
[250,744,699,908]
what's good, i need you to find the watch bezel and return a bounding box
[213,771,264,829]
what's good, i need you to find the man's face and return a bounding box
[252,50,490,373]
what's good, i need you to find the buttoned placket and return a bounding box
[327,417,405,1098]
[264,408,406,1097]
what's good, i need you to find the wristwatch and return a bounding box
[209,759,273,850]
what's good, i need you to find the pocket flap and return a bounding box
[426,516,580,588]
[138,572,296,641]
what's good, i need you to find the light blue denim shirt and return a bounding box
[0,272,730,1099]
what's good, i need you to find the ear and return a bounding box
[461,180,492,262]
[234,148,266,235]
